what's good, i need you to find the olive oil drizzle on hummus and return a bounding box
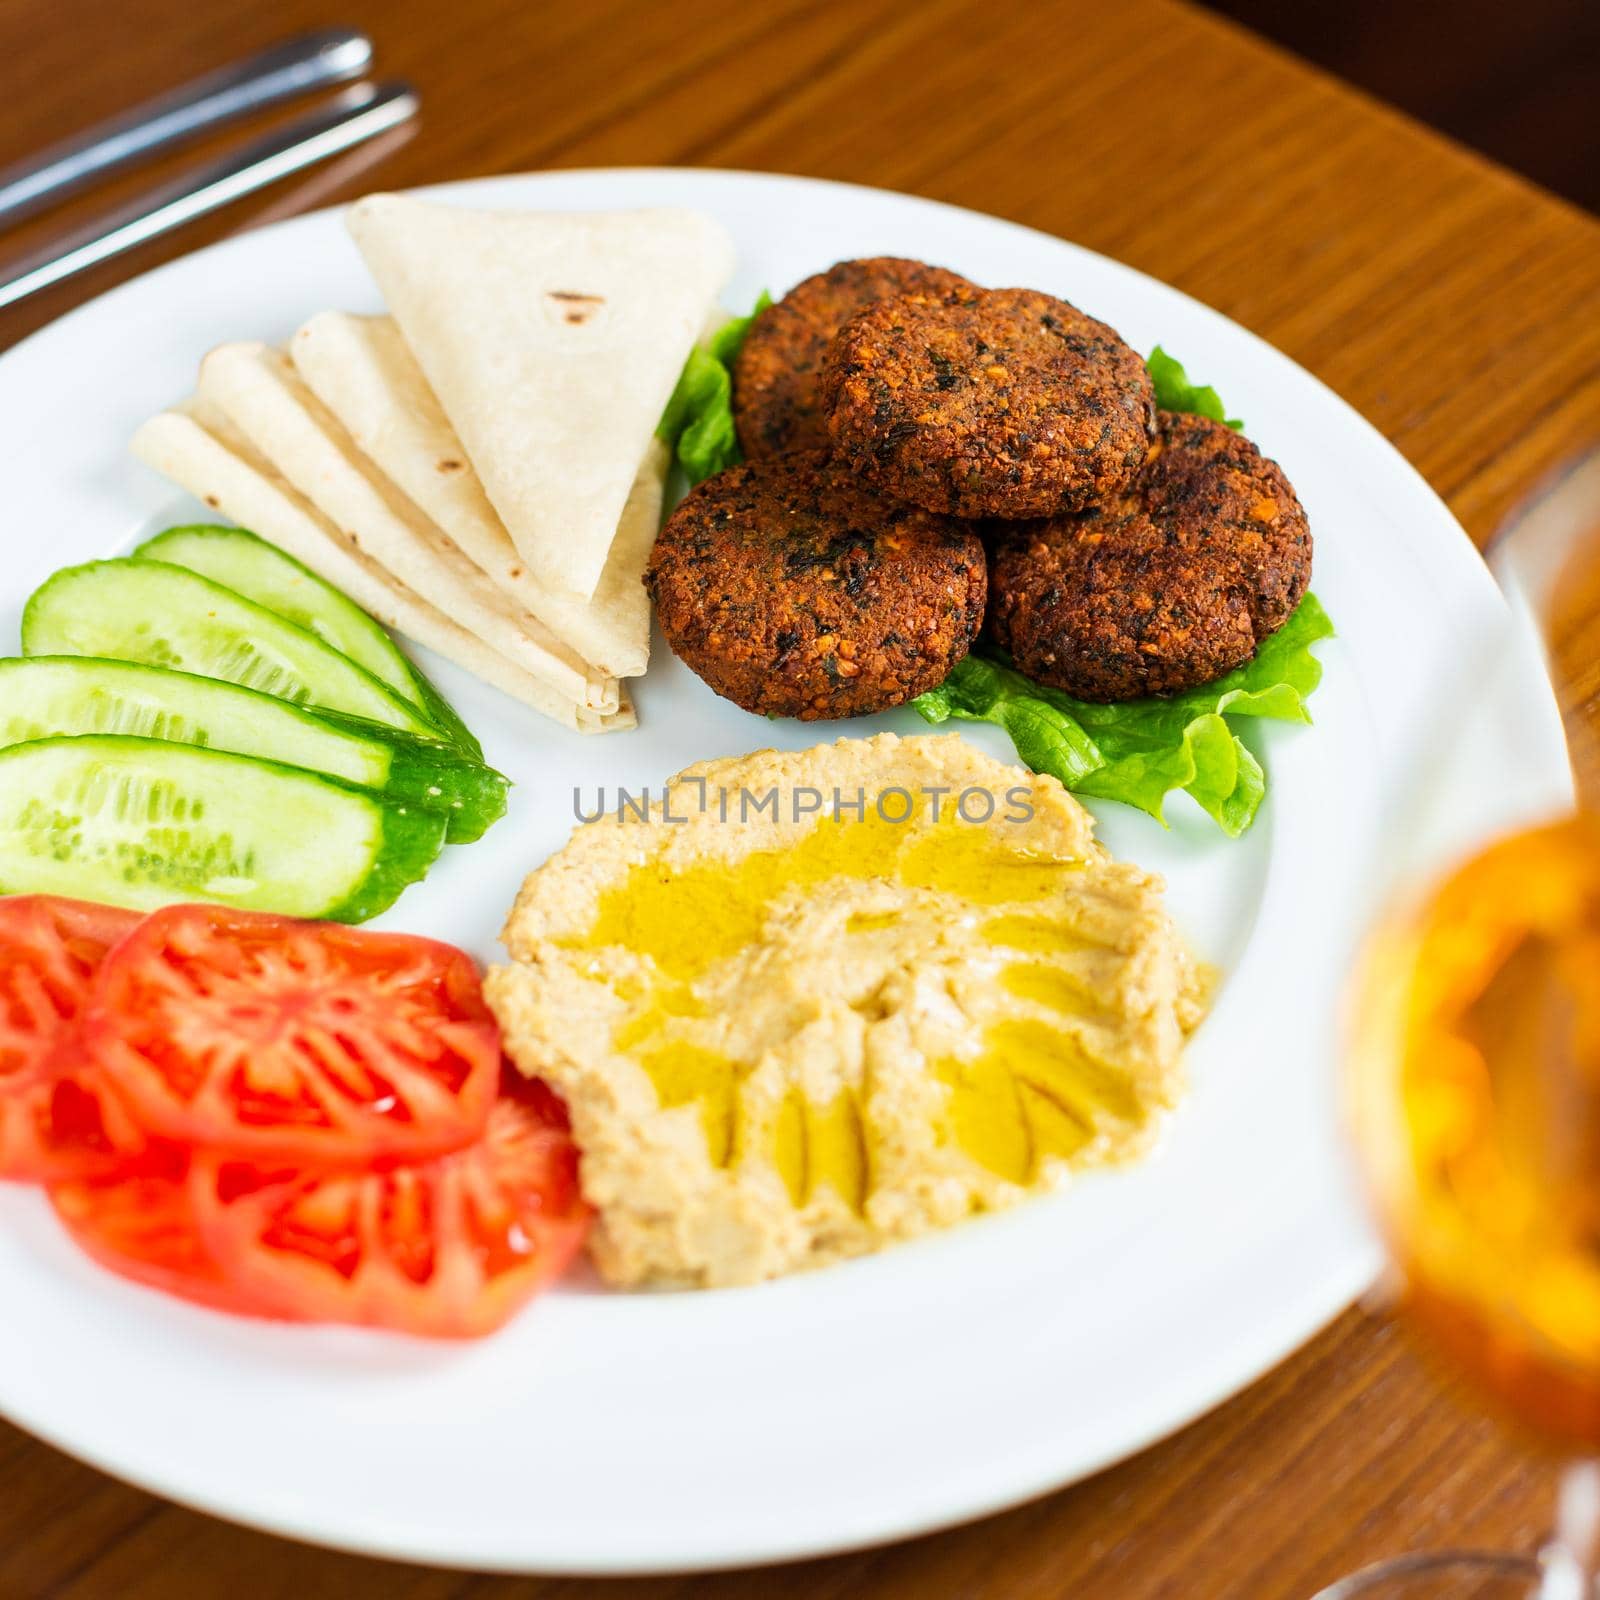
[569,807,1079,981]
[563,809,1140,1191]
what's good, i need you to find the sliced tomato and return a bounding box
[191,1072,592,1338]
[49,1142,279,1315]
[0,895,147,1181]
[86,904,500,1164]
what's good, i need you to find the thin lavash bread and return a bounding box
[347,195,735,601]
[288,312,662,680]
[130,403,636,735]
[194,340,618,714]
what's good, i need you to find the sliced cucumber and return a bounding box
[23,560,438,740]
[137,525,482,759]
[0,735,444,923]
[0,657,508,845]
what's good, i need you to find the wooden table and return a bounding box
[2,1,1598,1594]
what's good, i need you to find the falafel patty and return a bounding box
[645,450,987,720]
[823,286,1156,520]
[733,257,974,459]
[987,412,1313,702]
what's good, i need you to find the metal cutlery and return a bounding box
[0,80,418,311]
[0,28,374,228]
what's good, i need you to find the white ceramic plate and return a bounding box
[0,169,1574,1574]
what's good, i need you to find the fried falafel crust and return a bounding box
[645,449,987,720]
[987,412,1313,701]
[733,257,974,459]
[822,285,1156,520]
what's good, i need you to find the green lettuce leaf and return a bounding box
[657,292,772,486]
[913,593,1333,836]
[1147,345,1243,430]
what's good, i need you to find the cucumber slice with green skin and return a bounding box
[268,709,507,845]
[0,734,445,922]
[382,665,481,763]
[137,525,482,759]
[0,657,508,845]
[23,560,438,741]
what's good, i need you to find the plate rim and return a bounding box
[0,164,1569,1575]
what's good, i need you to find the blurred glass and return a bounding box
[1318,1549,1542,1597]
[1319,448,1600,1599]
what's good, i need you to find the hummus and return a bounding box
[486,733,1207,1289]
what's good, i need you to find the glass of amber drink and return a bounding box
[1324,449,1600,1600]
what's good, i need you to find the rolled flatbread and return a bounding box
[289,312,659,679]
[347,194,733,600]
[196,341,617,714]
[131,405,635,735]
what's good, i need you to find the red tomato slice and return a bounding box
[191,1072,592,1338]
[50,1143,279,1315]
[0,895,147,1181]
[86,905,500,1164]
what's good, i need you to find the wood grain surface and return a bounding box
[2,1,1598,1595]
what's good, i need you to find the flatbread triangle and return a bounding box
[289,312,660,680]
[348,194,734,601]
